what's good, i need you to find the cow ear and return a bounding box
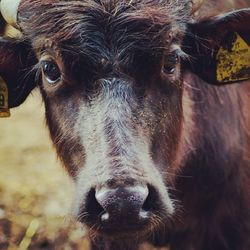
[183,8,250,85]
[0,37,37,113]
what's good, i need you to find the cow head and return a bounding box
[1,0,249,242]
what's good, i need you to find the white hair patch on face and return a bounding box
[71,78,174,218]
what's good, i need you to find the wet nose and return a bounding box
[96,185,149,222]
[94,185,149,224]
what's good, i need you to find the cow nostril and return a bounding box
[85,189,105,218]
[142,185,160,212]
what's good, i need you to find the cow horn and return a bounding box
[191,0,205,14]
[0,0,22,28]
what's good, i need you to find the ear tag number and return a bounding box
[0,76,10,118]
[216,32,250,83]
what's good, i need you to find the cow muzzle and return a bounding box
[78,183,168,238]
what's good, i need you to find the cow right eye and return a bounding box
[42,60,61,84]
[163,53,179,75]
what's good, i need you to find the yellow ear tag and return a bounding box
[0,76,10,118]
[216,32,250,83]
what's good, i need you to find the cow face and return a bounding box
[28,1,186,238]
[1,0,250,241]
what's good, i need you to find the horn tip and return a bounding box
[0,0,22,26]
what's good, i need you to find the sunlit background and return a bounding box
[0,91,89,249]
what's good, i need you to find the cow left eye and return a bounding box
[163,53,178,74]
[42,60,61,84]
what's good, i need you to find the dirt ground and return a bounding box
[0,91,89,250]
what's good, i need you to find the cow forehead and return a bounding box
[19,0,190,51]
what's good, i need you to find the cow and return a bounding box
[0,0,250,249]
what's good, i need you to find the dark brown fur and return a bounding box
[170,77,250,250]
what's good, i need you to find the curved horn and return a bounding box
[0,0,22,28]
[191,0,205,14]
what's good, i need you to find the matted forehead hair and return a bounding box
[17,0,191,56]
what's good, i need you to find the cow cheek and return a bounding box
[148,92,183,178]
[43,97,85,177]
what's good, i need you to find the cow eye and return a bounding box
[163,53,178,74]
[42,60,61,84]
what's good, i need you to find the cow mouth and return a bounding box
[85,211,164,240]
[90,220,150,239]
